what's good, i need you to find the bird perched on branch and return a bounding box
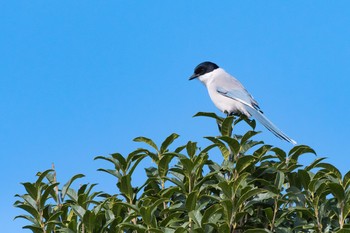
[189,61,296,145]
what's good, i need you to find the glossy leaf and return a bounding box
[61,174,85,200]
[343,170,350,189]
[288,145,316,161]
[275,171,285,190]
[205,136,230,160]
[185,191,198,211]
[245,229,273,233]
[328,183,345,202]
[134,136,159,151]
[193,111,223,122]
[237,188,266,207]
[160,133,179,153]
[117,174,134,201]
[236,155,255,173]
[158,153,176,178]
[316,162,342,179]
[220,116,234,137]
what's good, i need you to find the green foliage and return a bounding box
[15,112,350,232]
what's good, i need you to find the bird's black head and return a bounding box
[189,61,219,80]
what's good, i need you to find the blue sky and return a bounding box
[1,1,350,232]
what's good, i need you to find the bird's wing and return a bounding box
[216,87,260,111]
[217,87,297,145]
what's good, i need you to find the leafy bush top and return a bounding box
[15,113,350,233]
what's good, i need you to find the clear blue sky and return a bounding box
[1,1,349,232]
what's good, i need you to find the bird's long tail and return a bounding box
[246,106,297,145]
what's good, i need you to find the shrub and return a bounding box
[14,113,350,233]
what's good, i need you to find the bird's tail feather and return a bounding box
[246,106,297,145]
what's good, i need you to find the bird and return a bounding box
[189,61,296,145]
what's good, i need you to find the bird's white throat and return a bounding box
[198,68,224,86]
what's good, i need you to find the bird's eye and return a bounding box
[195,67,204,75]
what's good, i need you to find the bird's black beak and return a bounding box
[189,74,198,80]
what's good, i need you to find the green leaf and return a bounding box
[241,130,260,145]
[117,174,134,201]
[160,133,179,153]
[150,198,168,214]
[264,207,273,222]
[15,204,40,220]
[163,177,185,191]
[158,153,176,178]
[140,206,152,226]
[35,169,54,187]
[21,183,38,200]
[128,153,148,176]
[232,172,249,193]
[65,188,78,202]
[22,225,44,233]
[185,191,198,211]
[47,211,63,223]
[71,204,86,219]
[175,145,186,153]
[186,141,197,158]
[199,144,216,156]
[245,229,273,233]
[188,209,202,227]
[328,183,345,202]
[14,214,37,224]
[343,170,350,189]
[57,228,76,233]
[239,139,263,155]
[271,147,286,162]
[174,227,187,233]
[178,156,195,176]
[205,137,230,160]
[96,168,121,179]
[193,112,223,122]
[219,136,240,157]
[95,153,127,172]
[308,177,327,194]
[221,199,233,221]
[201,204,222,225]
[62,174,85,200]
[146,229,164,233]
[128,148,149,161]
[118,222,147,232]
[275,171,285,190]
[218,181,233,199]
[298,169,310,190]
[237,188,266,207]
[236,156,255,173]
[288,145,316,161]
[111,152,128,170]
[234,115,256,129]
[316,162,342,179]
[218,224,230,233]
[116,202,139,212]
[134,136,159,151]
[335,229,350,233]
[253,145,273,160]
[40,182,59,209]
[159,212,183,227]
[220,116,234,136]
[305,157,327,171]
